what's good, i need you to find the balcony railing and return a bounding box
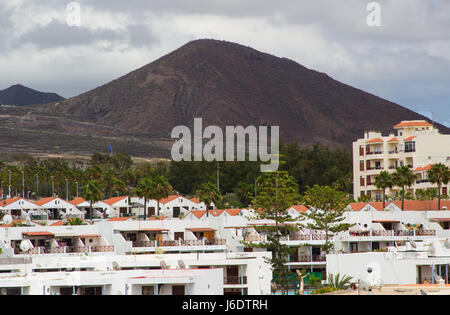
[349,230,436,237]
[291,254,326,263]
[133,239,227,247]
[14,245,114,255]
[244,235,266,242]
[224,276,247,285]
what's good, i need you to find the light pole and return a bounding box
[65,178,68,201]
[35,174,39,200]
[76,182,79,198]
[217,162,220,192]
[8,170,11,198]
[51,176,54,197]
[1,181,3,200]
[22,170,25,198]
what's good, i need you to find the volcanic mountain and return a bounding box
[0,84,65,106]
[52,39,447,148]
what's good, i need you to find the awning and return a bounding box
[141,228,169,233]
[22,231,54,236]
[78,234,101,238]
[430,218,450,223]
[54,232,77,237]
[186,228,216,232]
[372,220,400,223]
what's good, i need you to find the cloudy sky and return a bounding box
[1,0,449,126]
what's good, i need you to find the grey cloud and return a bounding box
[18,20,158,50]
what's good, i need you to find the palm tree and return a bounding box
[428,163,450,210]
[135,177,155,220]
[374,171,393,209]
[152,175,172,217]
[392,166,416,211]
[195,182,221,217]
[82,180,104,223]
[327,273,353,290]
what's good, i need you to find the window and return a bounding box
[405,141,416,153]
[142,286,155,295]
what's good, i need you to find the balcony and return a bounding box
[14,245,115,255]
[291,254,326,263]
[132,239,227,247]
[349,230,436,238]
[224,276,247,285]
[244,235,266,242]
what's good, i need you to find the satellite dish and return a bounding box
[178,259,186,269]
[20,240,32,252]
[112,261,120,271]
[408,239,417,249]
[160,261,168,270]
[3,214,12,225]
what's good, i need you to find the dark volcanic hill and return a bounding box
[0,84,65,106]
[53,39,448,148]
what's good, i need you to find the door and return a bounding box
[172,285,185,295]
[173,207,181,218]
[174,232,184,241]
[204,231,215,240]
[226,266,239,284]
[156,233,163,245]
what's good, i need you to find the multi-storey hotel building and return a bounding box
[353,120,450,201]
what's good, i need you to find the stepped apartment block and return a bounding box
[353,120,450,201]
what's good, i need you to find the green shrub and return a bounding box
[311,287,337,295]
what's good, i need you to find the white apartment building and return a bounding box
[353,120,450,201]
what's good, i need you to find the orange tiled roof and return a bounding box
[404,136,417,141]
[395,121,433,128]
[34,197,58,206]
[349,202,385,211]
[348,202,369,211]
[368,202,385,211]
[103,196,128,206]
[50,220,63,226]
[288,205,308,213]
[107,217,132,222]
[224,209,242,216]
[393,200,450,211]
[388,137,399,142]
[190,197,200,203]
[415,164,434,172]
[159,195,183,204]
[0,197,22,207]
[366,138,384,144]
[70,197,86,206]
[23,231,54,236]
[190,211,206,219]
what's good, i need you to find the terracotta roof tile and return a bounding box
[366,138,384,144]
[395,121,433,128]
[103,196,128,205]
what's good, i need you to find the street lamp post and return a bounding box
[65,178,68,200]
[8,170,11,198]
[35,174,39,200]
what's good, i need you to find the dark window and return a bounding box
[172,285,185,295]
[142,286,155,295]
[405,141,416,153]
